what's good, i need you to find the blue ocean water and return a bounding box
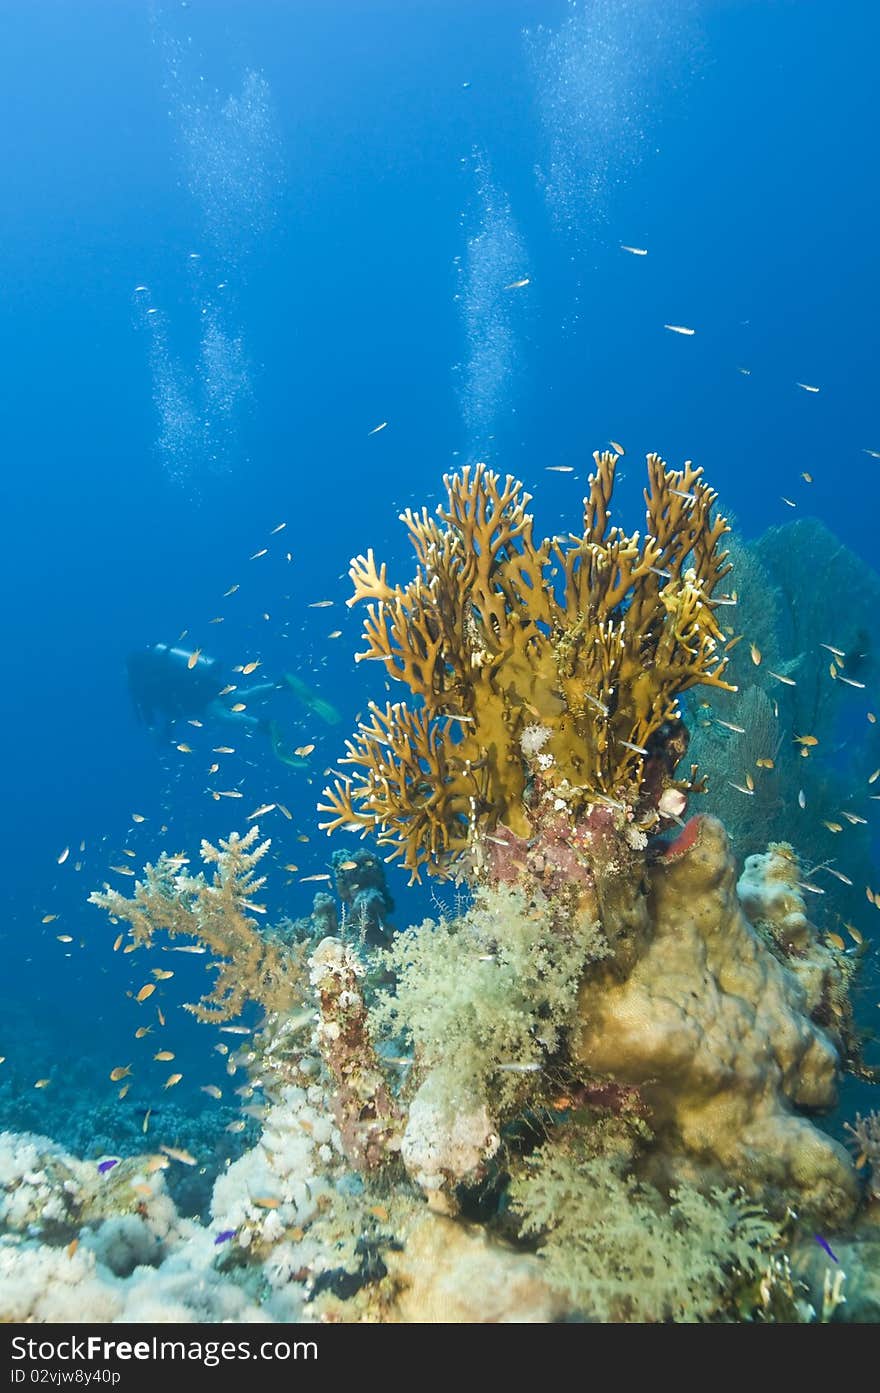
[1,0,878,1214]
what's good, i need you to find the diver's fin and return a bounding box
[282,672,341,725]
[267,719,307,769]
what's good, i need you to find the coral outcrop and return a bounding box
[574,816,857,1223]
[71,449,874,1323]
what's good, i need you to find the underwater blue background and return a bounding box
[1,0,878,1175]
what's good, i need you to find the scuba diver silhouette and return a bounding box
[126,642,340,766]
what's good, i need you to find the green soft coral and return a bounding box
[373,884,607,1112]
[509,1136,780,1322]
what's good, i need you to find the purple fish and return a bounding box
[97,1159,119,1175]
[814,1234,839,1263]
[214,1229,235,1246]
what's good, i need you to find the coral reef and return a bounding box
[57,454,874,1323]
[319,453,734,878]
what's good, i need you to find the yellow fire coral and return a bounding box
[319,452,734,878]
[89,827,306,1022]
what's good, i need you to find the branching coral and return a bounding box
[319,452,734,878]
[90,827,306,1023]
[845,1112,880,1200]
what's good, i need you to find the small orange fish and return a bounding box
[187,650,201,670]
[157,1008,166,1026]
[294,743,315,757]
[151,969,174,981]
[110,1065,132,1082]
[230,703,246,713]
[241,661,261,675]
[252,1196,281,1209]
[34,1078,51,1089]
[56,934,73,943]
[118,1084,130,1099]
[827,933,846,951]
[750,643,761,666]
[176,743,192,754]
[153,1051,175,1062]
[159,1145,196,1165]
[136,984,156,1003]
[66,1238,79,1259]
[42,914,59,924]
[163,1073,183,1089]
[795,734,818,747]
[135,1026,152,1039]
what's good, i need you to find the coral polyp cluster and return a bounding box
[318,452,734,878]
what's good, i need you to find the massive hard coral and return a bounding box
[319,451,734,878]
